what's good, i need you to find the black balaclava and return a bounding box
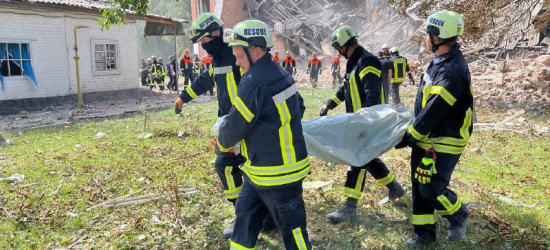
[201,36,225,57]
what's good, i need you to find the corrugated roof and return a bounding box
[22,0,111,9]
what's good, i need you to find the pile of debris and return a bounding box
[469,54,550,113]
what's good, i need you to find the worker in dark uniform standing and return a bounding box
[174,13,273,239]
[166,55,174,91]
[377,51,391,104]
[193,53,201,78]
[382,44,391,59]
[319,26,405,224]
[170,54,179,91]
[220,19,311,250]
[180,49,194,91]
[282,51,296,75]
[272,50,280,64]
[155,58,166,91]
[307,52,322,88]
[388,47,415,105]
[148,57,156,89]
[140,58,149,87]
[331,53,343,88]
[395,10,472,247]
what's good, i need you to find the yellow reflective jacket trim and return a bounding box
[226,72,238,105]
[359,66,381,79]
[408,125,428,141]
[230,241,256,250]
[354,169,366,191]
[417,142,464,155]
[243,158,309,176]
[292,227,308,250]
[241,139,249,162]
[276,101,297,165]
[412,214,436,225]
[380,85,386,104]
[429,108,472,147]
[224,166,236,190]
[217,140,231,153]
[186,87,198,99]
[235,97,254,122]
[224,185,242,200]
[344,187,362,199]
[349,75,362,112]
[430,86,457,106]
[331,95,342,105]
[437,195,462,215]
[242,160,310,187]
[376,172,395,186]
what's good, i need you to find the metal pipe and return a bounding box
[73,25,89,108]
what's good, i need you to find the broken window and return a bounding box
[91,40,119,75]
[0,42,38,91]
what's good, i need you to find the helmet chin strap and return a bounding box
[429,34,439,53]
[245,47,255,67]
[340,45,351,59]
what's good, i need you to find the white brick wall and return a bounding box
[0,8,139,101]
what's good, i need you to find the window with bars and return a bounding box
[91,40,119,75]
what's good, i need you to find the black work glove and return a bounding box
[319,101,330,116]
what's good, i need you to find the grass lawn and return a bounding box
[1,88,549,250]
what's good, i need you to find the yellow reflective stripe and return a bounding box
[354,169,366,191]
[292,227,308,250]
[230,241,256,250]
[437,195,462,215]
[359,66,381,79]
[242,164,310,187]
[331,95,342,105]
[344,187,362,199]
[417,142,464,155]
[276,101,296,165]
[226,72,238,105]
[436,209,450,215]
[376,172,395,186]
[241,139,250,164]
[380,84,386,104]
[421,73,431,108]
[412,214,436,225]
[460,108,472,142]
[186,87,198,99]
[224,185,242,199]
[349,76,361,112]
[243,158,309,176]
[208,64,214,76]
[217,140,231,153]
[430,86,457,106]
[408,125,428,141]
[225,166,235,190]
[235,97,254,122]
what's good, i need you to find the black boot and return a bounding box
[448,206,469,241]
[222,220,235,239]
[327,198,358,224]
[387,180,406,201]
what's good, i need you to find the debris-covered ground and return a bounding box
[1,87,549,249]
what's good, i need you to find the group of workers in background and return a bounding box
[172,9,472,249]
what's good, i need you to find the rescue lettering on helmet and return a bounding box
[199,16,215,29]
[429,17,445,26]
[244,28,267,36]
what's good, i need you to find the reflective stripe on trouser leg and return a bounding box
[365,158,393,186]
[292,227,308,250]
[214,154,245,202]
[344,167,367,200]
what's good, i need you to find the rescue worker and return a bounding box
[180,49,194,90]
[149,56,157,89]
[377,51,391,103]
[331,53,343,88]
[166,55,175,90]
[170,54,178,91]
[319,26,405,224]
[220,19,311,250]
[272,50,280,64]
[193,53,201,78]
[140,58,149,87]
[282,51,296,75]
[203,54,214,95]
[173,13,273,239]
[388,47,415,105]
[382,44,391,59]
[395,10,472,247]
[307,52,322,88]
[155,58,166,91]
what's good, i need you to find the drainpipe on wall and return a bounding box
[73,26,89,108]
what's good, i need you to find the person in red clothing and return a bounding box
[202,54,214,95]
[282,51,296,75]
[331,53,343,88]
[180,49,194,90]
[272,50,280,64]
[307,52,322,88]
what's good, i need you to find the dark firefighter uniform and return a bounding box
[154,60,166,90]
[324,46,394,200]
[147,61,154,89]
[331,56,342,88]
[178,44,244,203]
[378,52,392,103]
[180,55,194,90]
[167,57,178,91]
[140,61,148,87]
[389,54,412,104]
[283,56,296,75]
[307,57,322,88]
[203,55,214,95]
[217,53,311,250]
[407,44,473,241]
[193,56,201,77]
